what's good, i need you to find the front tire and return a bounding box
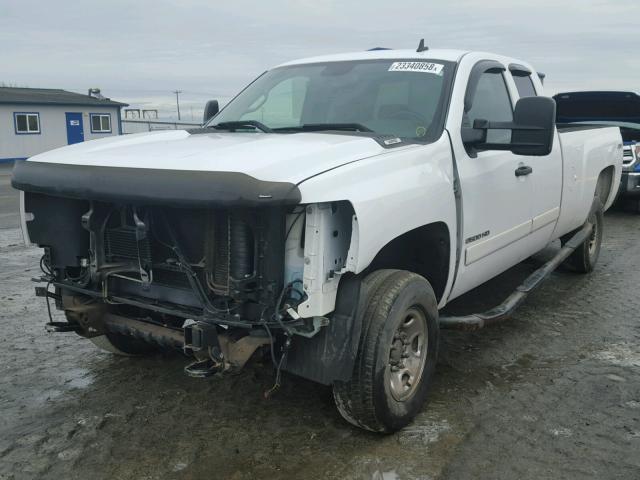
[333,270,439,433]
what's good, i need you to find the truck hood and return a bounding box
[26,129,389,184]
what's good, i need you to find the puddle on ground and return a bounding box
[593,343,640,368]
[396,419,451,445]
[32,389,64,405]
[371,470,400,480]
[55,367,96,390]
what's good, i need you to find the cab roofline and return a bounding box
[275,49,469,68]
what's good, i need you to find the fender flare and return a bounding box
[283,274,364,385]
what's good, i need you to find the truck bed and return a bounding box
[554,126,622,237]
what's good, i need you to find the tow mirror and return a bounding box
[203,100,219,124]
[462,96,556,156]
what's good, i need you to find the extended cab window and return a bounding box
[512,73,537,98]
[466,71,513,144]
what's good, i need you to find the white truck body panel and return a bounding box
[298,134,458,307]
[276,48,468,67]
[25,129,389,185]
[443,51,621,300]
[554,127,623,236]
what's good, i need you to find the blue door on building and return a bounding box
[65,112,84,144]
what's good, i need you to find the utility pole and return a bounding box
[173,90,182,120]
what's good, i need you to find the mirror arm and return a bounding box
[473,143,511,151]
[461,126,486,144]
[472,119,544,131]
[480,142,545,151]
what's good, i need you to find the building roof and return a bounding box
[0,87,128,107]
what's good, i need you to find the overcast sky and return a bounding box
[2,0,638,121]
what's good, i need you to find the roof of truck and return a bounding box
[277,49,469,67]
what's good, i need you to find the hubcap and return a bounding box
[388,307,428,402]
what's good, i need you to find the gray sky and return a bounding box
[2,0,638,120]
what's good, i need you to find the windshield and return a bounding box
[208,59,454,141]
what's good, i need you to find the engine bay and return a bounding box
[24,191,356,333]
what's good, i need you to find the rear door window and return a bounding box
[512,73,537,98]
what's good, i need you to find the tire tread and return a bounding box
[334,270,437,432]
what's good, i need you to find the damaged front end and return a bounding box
[15,162,358,381]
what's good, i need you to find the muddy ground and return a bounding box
[0,165,639,479]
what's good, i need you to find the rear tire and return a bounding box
[332,270,439,433]
[565,199,603,273]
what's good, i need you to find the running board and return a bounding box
[439,223,592,331]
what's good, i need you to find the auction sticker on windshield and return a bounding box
[388,62,444,74]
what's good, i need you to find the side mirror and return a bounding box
[203,100,219,124]
[462,96,556,156]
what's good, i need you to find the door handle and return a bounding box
[515,165,533,177]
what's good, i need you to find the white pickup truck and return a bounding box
[12,45,623,433]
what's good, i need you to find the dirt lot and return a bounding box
[1,165,639,479]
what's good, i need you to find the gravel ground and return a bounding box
[0,167,639,479]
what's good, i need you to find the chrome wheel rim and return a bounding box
[388,307,428,402]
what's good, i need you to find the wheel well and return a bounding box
[595,165,615,204]
[365,222,450,301]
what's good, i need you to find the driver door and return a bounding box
[448,62,535,299]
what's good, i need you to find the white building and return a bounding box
[0,87,127,163]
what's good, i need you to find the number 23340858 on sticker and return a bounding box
[388,62,444,74]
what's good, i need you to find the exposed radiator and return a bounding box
[208,213,230,294]
[105,226,152,263]
[103,209,254,297]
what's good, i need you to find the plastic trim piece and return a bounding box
[12,161,302,207]
[508,63,533,76]
[464,60,506,113]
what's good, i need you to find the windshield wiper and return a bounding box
[210,120,273,133]
[273,123,374,133]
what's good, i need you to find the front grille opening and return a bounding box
[94,203,287,324]
[101,206,262,300]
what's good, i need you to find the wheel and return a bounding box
[332,270,439,433]
[565,199,603,273]
[88,332,158,356]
